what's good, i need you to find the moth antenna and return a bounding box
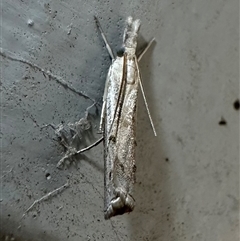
[135,58,157,136]
[94,16,115,60]
[138,38,155,62]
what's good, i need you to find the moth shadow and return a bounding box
[44,109,104,174]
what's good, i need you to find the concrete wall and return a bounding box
[1,0,239,240]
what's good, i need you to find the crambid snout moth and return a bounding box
[21,16,156,220]
[94,16,157,219]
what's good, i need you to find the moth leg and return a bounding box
[135,57,157,136]
[94,16,115,60]
[75,136,103,154]
[137,38,155,62]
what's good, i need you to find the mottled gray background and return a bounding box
[0,0,239,240]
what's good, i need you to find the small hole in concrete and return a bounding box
[233,99,240,110]
[109,171,112,180]
[45,173,51,180]
[165,158,169,162]
[218,118,227,126]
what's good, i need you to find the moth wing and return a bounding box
[104,56,125,134]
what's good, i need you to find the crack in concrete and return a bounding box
[22,181,70,218]
[0,48,95,102]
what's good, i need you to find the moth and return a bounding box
[94,16,157,219]
[22,16,156,220]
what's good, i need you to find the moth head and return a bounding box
[123,17,141,53]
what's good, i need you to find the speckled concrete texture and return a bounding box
[1,0,239,240]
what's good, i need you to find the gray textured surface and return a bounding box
[1,0,239,240]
